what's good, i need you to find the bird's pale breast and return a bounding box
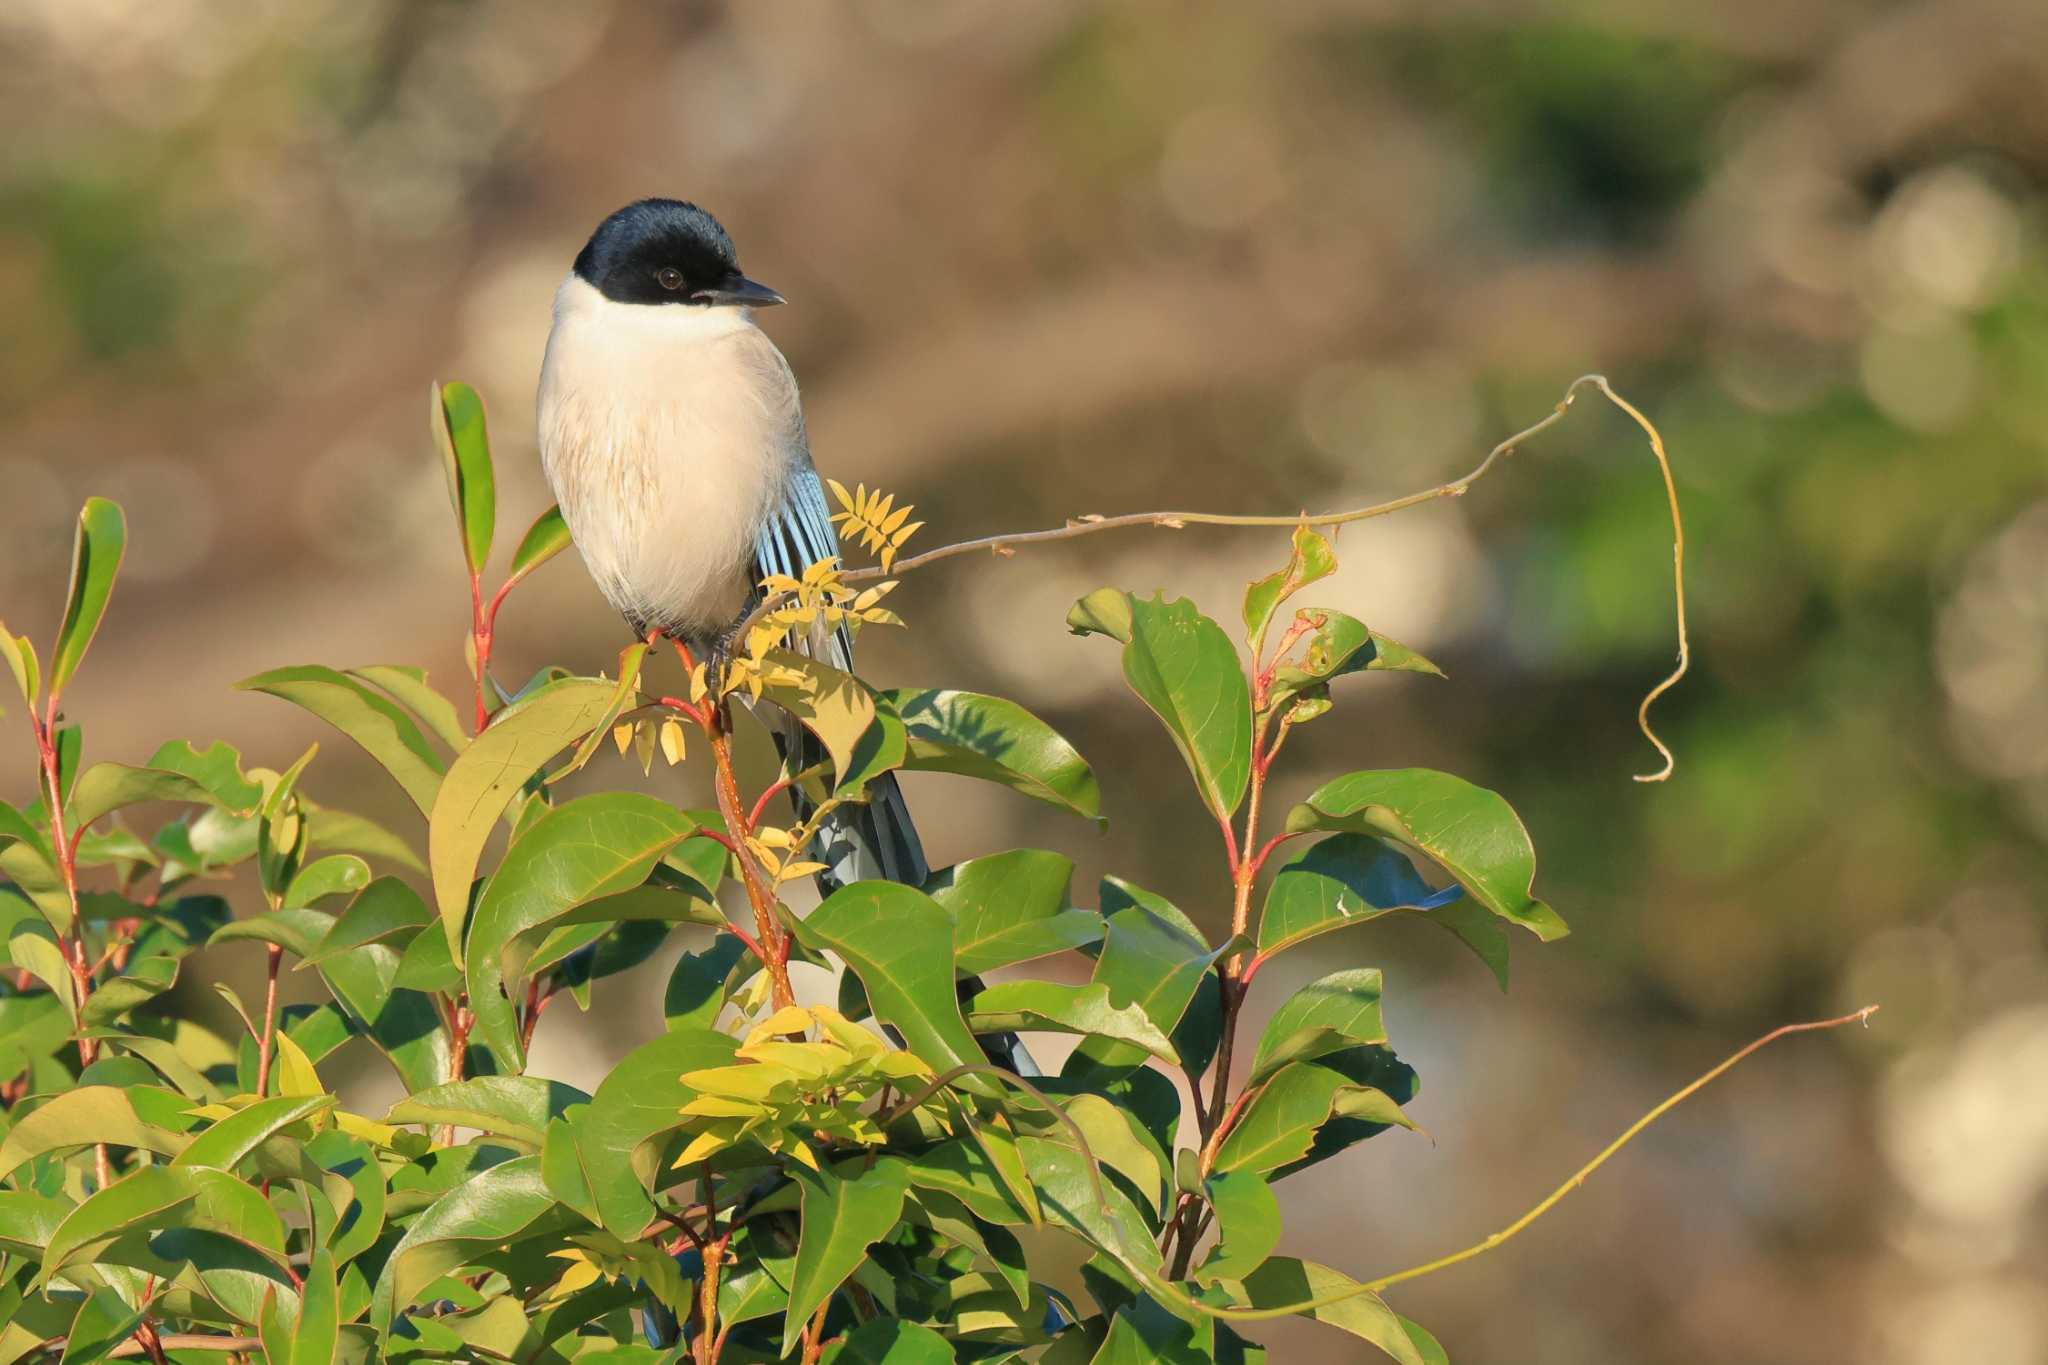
[536,274,800,640]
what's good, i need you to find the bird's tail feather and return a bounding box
[764,714,1040,1077]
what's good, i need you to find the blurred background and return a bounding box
[5,2,2048,1360]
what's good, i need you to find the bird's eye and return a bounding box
[655,267,684,291]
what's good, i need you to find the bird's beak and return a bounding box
[692,273,785,308]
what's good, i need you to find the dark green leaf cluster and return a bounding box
[1,388,1563,1363]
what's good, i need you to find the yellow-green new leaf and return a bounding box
[508,504,572,587]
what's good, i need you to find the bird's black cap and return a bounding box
[571,199,783,309]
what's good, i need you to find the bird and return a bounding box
[536,198,1036,1073]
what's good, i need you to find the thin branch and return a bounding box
[1159,1006,1879,1324]
[739,374,1687,781]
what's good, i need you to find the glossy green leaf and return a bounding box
[312,939,451,1093]
[821,1318,955,1364]
[1074,882,1225,1076]
[464,792,699,1066]
[1265,611,1441,717]
[8,922,75,1025]
[1215,1061,1414,1178]
[351,665,468,751]
[794,881,993,1093]
[927,848,1103,976]
[1016,1134,1163,1277]
[293,1249,340,1365]
[1243,524,1337,649]
[42,1164,287,1284]
[1285,770,1567,940]
[576,1027,737,1236]
[49,497,126,695]
[508,504,572,586]
[881,688,1101,820]
[434,380,496,574]
[0,1191,68,1258]
[303,802,424,872]
[302,876,431,965]
[1226,1258,1432,1365]
[77,953,178,1027]
[53,1289,141,1365]
[1248,967,1386,1083]
[662,931,754,1031]
[0,1085,188,1180]
[1271,1046,1419,1180]
[1196,1169,1280,1283]
[210,907,331,961]
[1069,590,1251,821]
[1056,1092,1172,1219]
[782,1158,912,1355]
[428,675,624,960]
[965,981,1180,1064]
[284,854,372,910]
[238,666,446,814]
[67,740,264,833]
[371,1155,578,1332]
[386,1077,588,1149]
[1256,833,1461,961]
[173,1093,336,1172]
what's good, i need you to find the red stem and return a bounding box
[746,777,793,835]
[254,944,283,1096]
[468,572,491,734]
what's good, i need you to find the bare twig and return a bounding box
[735,374,1688,780]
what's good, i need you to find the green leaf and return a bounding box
[1214,1061,1414,1178]
[302,876,432,965]
[1196,1169,1280,1284]
[302,802,424,872]
[350,665,468,751]
[210,907,332,961]
[1284,769,1568,940]
[67,740,264,832]
[1225,1258,1431,1365]
[1271,1046,1419,1180]
[293,1249,340,1365]
[386,1077,588,1149]
[1067,591,1251,822]
[42,1163,287,1284]
[77,953,178,1027]
[0,623,37,709]
[1073,881,1224,1076]
[1249,968,1386,1083]
[427,675,625,960]
[508,504,571,586]
[1266,611,1441,717]
[370,1155,577,1333]
[0,1085,188,1180]
[1243,524,1337,649]
[8,922,75,1025]
[821,1318,955,1364]
[577,1028,737,1236]
[49,497,126,695]
[927,849,1103,976]
[793,881,993,1094]
[881,688,1101,820]
[662,931,754,1031]
[434,380,496,574]
[463,792,699,1066]
[965,981,1179,1064]
[284,854,372,910]
[238,666,446,814]
[54,1289,142,1365]
[1016,1134,1163,1278]
[174,1093,336,1172]
[0,1191,69,1258]
[1256,833,1461,961]
[782,1158,912,1355]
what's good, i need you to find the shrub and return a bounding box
[0,379,1863,1362]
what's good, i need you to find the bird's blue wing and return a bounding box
[750,464,855,673]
